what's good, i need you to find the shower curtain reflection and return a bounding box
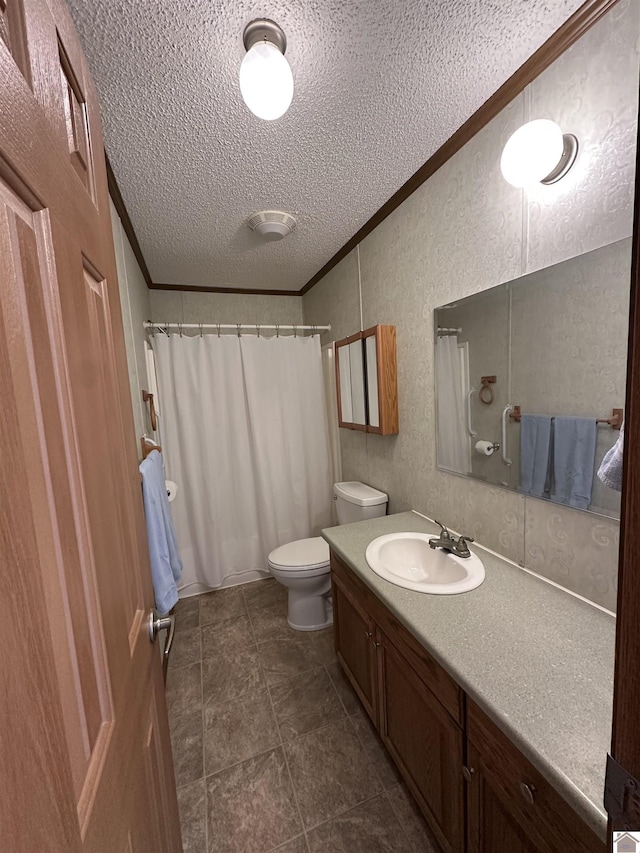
[435,334,471,474]
[153,332,333,594]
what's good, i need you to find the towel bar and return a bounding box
[508,406,623,430]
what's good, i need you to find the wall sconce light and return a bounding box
[500,120,578,188]
[240,19,293,121]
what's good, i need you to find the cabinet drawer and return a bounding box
[467,700,606,853]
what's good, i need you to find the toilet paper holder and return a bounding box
[475,440,501,456]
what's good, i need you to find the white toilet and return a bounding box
[268,481,388,631]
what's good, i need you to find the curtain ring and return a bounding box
[313,324,317,336]
[256,324,260,337]
[237,323,241,337]
[217,324,221,337]
[199,323,203,337]
[294,325,297,338]
[276,324,280,338]
[179,322,183,337]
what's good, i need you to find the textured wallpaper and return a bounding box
[303,1,640,612]
[149,289,303,328]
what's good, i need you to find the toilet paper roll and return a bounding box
[475,440,495,457]
[166,480,178,503]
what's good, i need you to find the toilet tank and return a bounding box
[333,481,388,524]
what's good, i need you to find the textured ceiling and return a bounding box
[67,0,586,292]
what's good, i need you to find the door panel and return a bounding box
[332,573,378,722]
[466,746,540,853]
[0,0,181,849]
[378,632,464,853]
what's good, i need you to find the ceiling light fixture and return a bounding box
[500,120,578,188]
[240,19,293,121]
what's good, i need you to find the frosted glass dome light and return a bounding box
[240,20,293,121]
[500,120,578,188]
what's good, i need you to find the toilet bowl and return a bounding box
[267,481,388,631]
[268,537,332,631]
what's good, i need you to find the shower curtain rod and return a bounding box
[144,321,330,334]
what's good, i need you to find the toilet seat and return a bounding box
[268,536,330,576]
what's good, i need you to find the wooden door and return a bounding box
[0,1,182,850]
[331,571,378,722]
[377,631,464,853]
[610,83,640,833]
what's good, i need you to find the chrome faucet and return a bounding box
[428,520,474,559]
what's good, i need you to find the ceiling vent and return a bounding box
[247,210,297,241]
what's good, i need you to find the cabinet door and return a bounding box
[377,632,464,853]
[331,572,378,723]
[466,745,542,853]
[348,339,367,425]
[467,701,606,853]
[335,333,367,430]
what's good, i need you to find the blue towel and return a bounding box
[550,417,597,510]
[518,415,553,497]
[597,422,624,492]
[139,450,183,613]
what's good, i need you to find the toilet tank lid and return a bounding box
[334,481,388,507]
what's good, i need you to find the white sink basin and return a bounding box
[365,532,485,594]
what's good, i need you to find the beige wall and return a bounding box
[110,199,152,449]
[149,289,303,327]
[303,2,640,611]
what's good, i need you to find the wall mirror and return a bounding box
[434,237,630,519]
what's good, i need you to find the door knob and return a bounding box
[148,610,175,681]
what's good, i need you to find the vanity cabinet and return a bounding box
[330,551,607,853]
[335,325,398,435]
[465,702,606,853]
[331,553,464,852]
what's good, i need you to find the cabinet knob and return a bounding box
[365,631,372,639]
[462,766,475,783]
[519,782,536,805]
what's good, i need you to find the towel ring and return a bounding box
[479,375,496,405]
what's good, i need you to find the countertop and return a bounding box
[322,510,615,842]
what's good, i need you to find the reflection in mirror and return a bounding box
[435,238,630,519]
[349,339,366,425]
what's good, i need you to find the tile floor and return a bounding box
[168,578,441,853]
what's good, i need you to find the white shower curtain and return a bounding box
[435,335,470,474]
[153,332,333,592]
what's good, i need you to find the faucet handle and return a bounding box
[455,535,474,557]
[434,520,452,539]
